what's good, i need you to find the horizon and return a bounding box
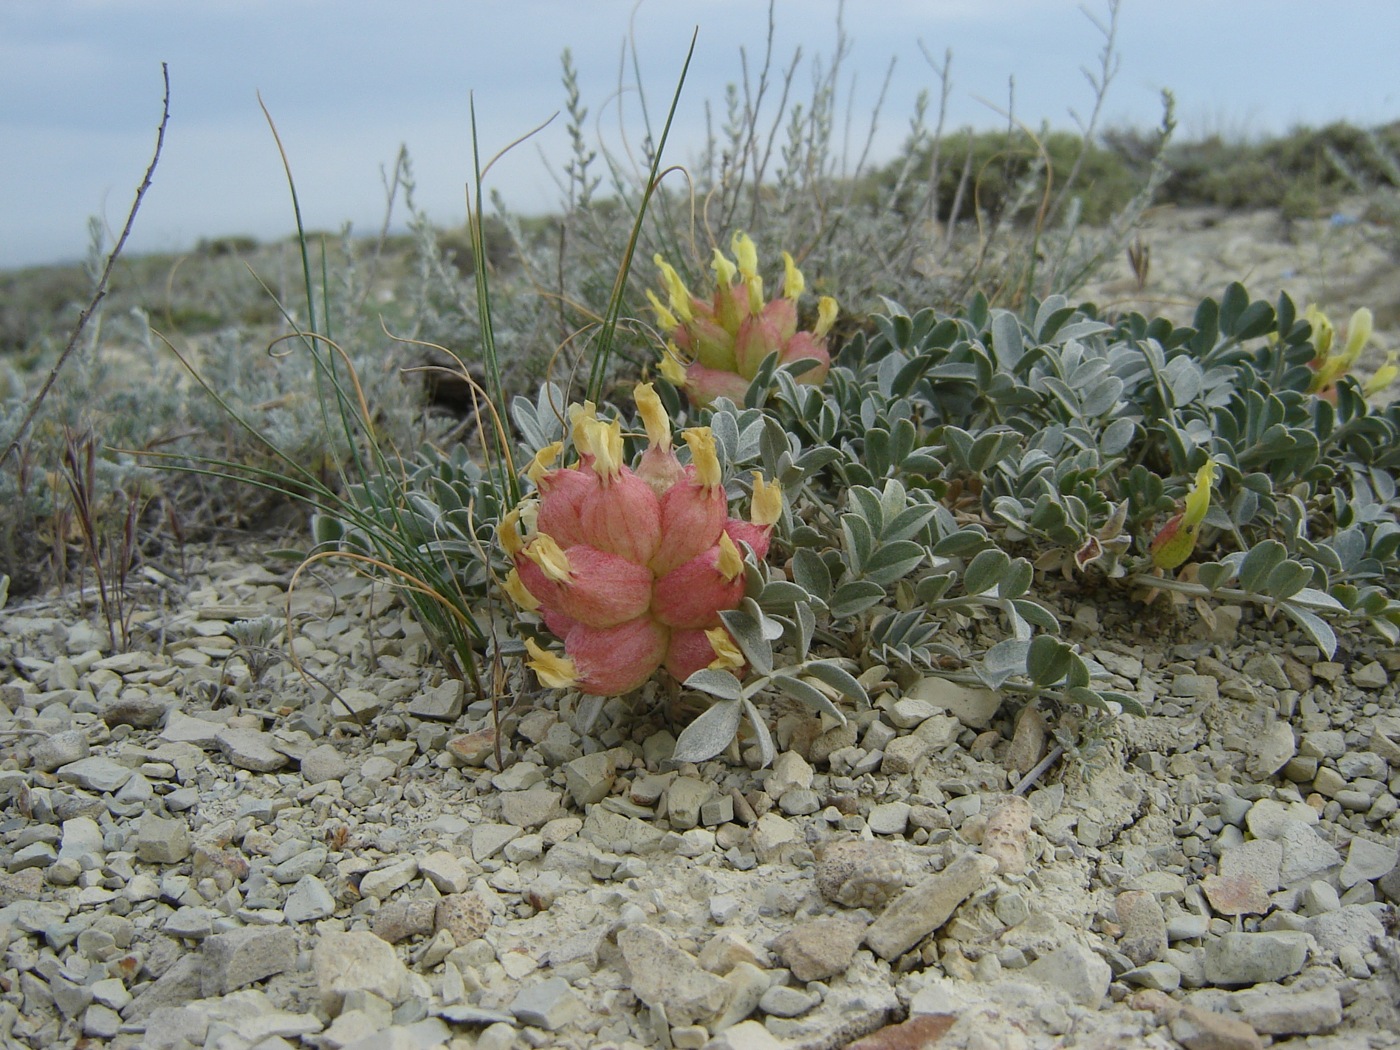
[3,0,1398,271]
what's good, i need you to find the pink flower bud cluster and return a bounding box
[500,384,784,697]
[650,232,837,406]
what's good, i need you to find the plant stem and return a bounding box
[2,64,170,469]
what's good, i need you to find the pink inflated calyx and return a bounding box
[562,616,671,696]
[666,625,746,682]
[574,416,662,566]
[528,539,653,630]
[651,428,728,576]
[653,532,747,630]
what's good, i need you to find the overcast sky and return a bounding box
[3,0,1398,270]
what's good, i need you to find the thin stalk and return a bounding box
[583,35,697,403]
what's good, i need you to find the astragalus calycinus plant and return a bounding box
[650,232,837,406]
[499,383,781,697]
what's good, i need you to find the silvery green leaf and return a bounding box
[883,503,939,543]
[979,638,1029,689]
[1238,540,1288,593]
[801,661,866,707]
[1290,587,1346,611]
[998,559,1034,600]
[1096,690,1147,716]
[736,416,766,462]
[830,581,887,619]
[1163,356,1204,406]
[1009,598,1058,631]
[1264,560,1312,601]
[879,478,908,524]
[772,674,844,720]
[1001,600,1031,641]
[1054,320,1114,342]
[848,486,884,530]
[710,410,740,463]
[1063,686,1115,713]
[1281,603,1337,659]
[963,548,1011,596]
[1081,376,1125,418]
[795,602,815,659]
[740,597,785,640]
[742,699,775,768]
[683,668,745,701]
[1027,635,1073,686]
[719,608,773,676]
[841,514,875,572]
[672,700,744,764]
[1100,417,1135,456]
[863,541,926,585]
[791,549,833,601]
[991,310,1024,369]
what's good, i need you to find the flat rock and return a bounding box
[300,743,353,784]
[905,677,1001,728]
[1219,839,1283,893]
[32,729,90,772]
[201,926,297,996]
[1115,889,1168,964]
[1202,874,1270,916]
[1276,822,1342,886]
[1230,984,1344,1036]
[1304,904,1385,956]
[617,923,728,1028]
[865,853,997,961]
[56,756,132,793]
[1024,941,1113,1008]
[770,916,866,982]
[214,727,288,772]
[314,930,409,1014]
[1204,931,1309,987]
[1339,837,1398,888]
[1169,1003,1262,1050]
[509,975,583,1031]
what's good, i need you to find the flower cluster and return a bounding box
[649,232,837,406]
[1305,304,1384,398]
[499,384,783,696]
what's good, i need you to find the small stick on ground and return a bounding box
[1012,744,1065,796]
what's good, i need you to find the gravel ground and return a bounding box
[0,536,1398,1050]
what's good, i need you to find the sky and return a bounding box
[2,0,1398,270]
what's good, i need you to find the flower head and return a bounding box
[652,233,836,406]
[503,385,787,696]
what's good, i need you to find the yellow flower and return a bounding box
[1309,306,1373,394]
[1149,459,1216,571]
[1364,351,1399,397]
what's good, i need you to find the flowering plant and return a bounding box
[649,232,837,405]
[499,383,783,696]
